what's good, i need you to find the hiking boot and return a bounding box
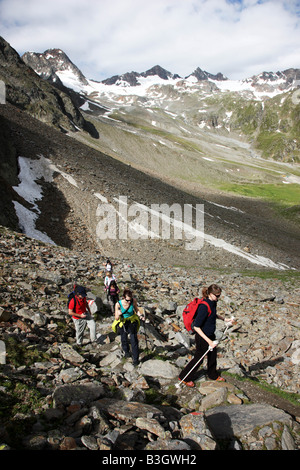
[215,376,226,382]
[179,378,195,387]
[133,360,140,367]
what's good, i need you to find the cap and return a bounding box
[75,286,87,297]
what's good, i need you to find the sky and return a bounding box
[0,0,299,81]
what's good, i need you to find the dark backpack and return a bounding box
[182,297,212,334]
[67,291,77,311]
[67,284,81,311]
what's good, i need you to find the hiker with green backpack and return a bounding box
[113,288,145,366]
[178,284,233,387]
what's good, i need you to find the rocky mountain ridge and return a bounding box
[22,47,299,93]
[22,48,229,89]
[21,42,300,166]
[0,37,96,136]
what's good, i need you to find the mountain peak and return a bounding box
[22,48,88,86]
[101,65,181,87]
[141,65,180,80]
[187,67,228,81]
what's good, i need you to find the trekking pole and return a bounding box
[175,341,218,389]
[176,318,235,389]
[219,324,230,342]
[142,318,148,351]
[218,316,235,343]
[140,309,148,351]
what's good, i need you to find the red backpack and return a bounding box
[182,298,212,334]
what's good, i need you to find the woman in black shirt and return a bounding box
[178,284,230,387]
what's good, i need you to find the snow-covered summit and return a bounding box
[22,47,300,104]
[22,48,89,88]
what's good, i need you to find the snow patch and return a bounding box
[13,201,55,245]
[12,155,79,244]
[13,156,56,244]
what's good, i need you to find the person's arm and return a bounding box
[115,301,122,320]
[68,308,86,319]
[193,304,215,348]
[193,326,216,348]
[133,298,145,320]
[217,314,235,325]
[68,298,86,319]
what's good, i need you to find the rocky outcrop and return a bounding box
[22,48,89,87]
[0,113,20,230]
[0,37,94,135]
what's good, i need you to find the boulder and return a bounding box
[139,359,180,379]
[205,404,293,440]
[52,383,105,407]
[179,412,217,450]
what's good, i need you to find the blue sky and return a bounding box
[0,0,299,81]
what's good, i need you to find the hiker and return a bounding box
[97,260,113,280]
[114,288,145,366]
[104,259,113,272]
[178,284,232,387]
[68,285,96,346]
[104,270,116,295]
[107,279,120,313]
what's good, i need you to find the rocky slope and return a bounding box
[1,100,300,273]
[0,225,299,451]
[1,36,299,274]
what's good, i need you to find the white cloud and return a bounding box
[0,0,299,80]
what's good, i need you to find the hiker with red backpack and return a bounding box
[178,284,233,387]
[68,285,97,347]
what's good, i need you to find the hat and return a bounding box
[75,286,87,297]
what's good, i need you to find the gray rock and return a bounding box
[200,387,228,411]
[52,383,105,407]
[174,331,191,349]
[291,348,300,365]
[145,439,192,450]
[81,435,98,450]
[179,412,217,450]
[0,340,6,365]
[281,425,296,450]
[59,367,85,383]
[59,343,85,364]
[135,416,169,438]
[0,307,11,322]
[139,359,180,379]
[205,404,293,440]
